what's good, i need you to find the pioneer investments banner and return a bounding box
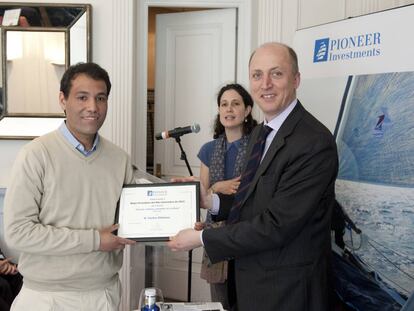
[294,5,414,296]
[294,5,414,78]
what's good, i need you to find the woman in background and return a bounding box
[197,83,257,310]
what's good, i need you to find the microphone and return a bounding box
[155,123,200,140]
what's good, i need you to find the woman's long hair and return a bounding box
[213,83,257,139]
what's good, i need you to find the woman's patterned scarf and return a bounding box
[209,134,249,186]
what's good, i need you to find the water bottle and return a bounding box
[141,288,160,311]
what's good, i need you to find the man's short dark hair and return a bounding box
[60,62,111,98]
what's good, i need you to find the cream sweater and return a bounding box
[4,130,134,291]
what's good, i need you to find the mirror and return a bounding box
[0,3,91,139]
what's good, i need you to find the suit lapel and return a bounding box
[241,101,306,207]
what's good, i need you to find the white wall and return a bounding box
[0,140,28,187]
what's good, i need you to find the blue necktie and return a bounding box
[227,125,273,224]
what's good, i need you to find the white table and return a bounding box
[133,302,224,311]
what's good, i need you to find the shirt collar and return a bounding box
[264,99,297,132]
[59,121,99,157]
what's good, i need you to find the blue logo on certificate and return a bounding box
[147,190,167,196]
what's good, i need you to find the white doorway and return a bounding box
[154,8,237,179]
[134,0,252,170]
[131,0,252,305]
[152,7,236,302]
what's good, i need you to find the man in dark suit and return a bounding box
[168,42,338,311]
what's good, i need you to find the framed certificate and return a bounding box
[116,182,199,241]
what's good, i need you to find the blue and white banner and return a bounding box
[294,5,414,296]
[294,5,414,78]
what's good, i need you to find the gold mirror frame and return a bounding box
[0,3,91,139]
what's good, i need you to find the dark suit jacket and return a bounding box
[203,101,338,311]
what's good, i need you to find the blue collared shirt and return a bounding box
[59,122,99,157]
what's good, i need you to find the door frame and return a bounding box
[133,0,252,169]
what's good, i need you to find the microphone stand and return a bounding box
[174,136,193,302]
[175,136,193,177]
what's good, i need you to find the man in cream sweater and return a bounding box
[4,62,136,310]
